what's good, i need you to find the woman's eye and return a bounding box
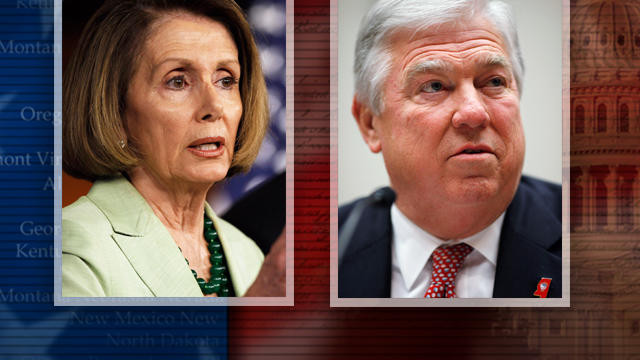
[487,77,506,87]
[166,76,187,89]
[421,81,444,93]
[217,76,238,89]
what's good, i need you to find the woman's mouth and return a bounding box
[191,143,219,151]
[187,137,225,158]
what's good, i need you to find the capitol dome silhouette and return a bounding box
[570,0,640,233]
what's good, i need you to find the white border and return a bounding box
[330,0,570,307]
[54,0,294,307]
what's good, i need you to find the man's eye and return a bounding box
[421,81,444,93]
[217,76,238,89]
[487,77,506,87]
[167,76,187,89]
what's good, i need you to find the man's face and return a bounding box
[359,18,524,224]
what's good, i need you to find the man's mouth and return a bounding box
[450,144,494,158]
[460,149,485,154]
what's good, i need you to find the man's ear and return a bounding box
[352,96,382,153]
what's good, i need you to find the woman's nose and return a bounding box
[198,84,224,121]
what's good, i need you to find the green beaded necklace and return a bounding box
[181,215,233,297]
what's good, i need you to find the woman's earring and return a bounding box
[118,139,126,149]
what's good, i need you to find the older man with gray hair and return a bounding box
[338,0,561,299]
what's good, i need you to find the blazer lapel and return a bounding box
[206,204,252,297]
[493,180,562,298]
[111,231,202,297]
[88,176,202,297]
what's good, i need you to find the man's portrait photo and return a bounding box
[337,0,564,301]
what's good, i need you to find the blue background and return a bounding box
[0,0,285,358]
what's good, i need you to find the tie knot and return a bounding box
[432,243,473,262]
[424,243,473,298]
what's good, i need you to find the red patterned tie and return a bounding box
[424,243,473,298]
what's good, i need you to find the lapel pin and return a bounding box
[533,277,552,298]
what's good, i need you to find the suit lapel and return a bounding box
[338,198,392,298]
[493,180,562,298]
[88,176,202,297]
[492,228,562,298]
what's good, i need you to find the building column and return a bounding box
[570,166,585,232]
[615,165,637,232]
[589,165,611,232]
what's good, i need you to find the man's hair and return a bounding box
[354,0,524,115]
[63,0,269,181]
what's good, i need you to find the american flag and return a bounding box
[207,0,286,215]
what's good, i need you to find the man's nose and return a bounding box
[451,85,489,129]
[198,84,224,121]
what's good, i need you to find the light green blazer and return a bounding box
[62,176,264,297]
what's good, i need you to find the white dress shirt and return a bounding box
[390,204,504,298]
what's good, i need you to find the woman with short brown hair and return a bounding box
[62,0,283,297]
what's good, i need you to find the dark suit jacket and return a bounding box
[338,175,562,298]
[222,172,285,255]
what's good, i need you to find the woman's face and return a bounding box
[125,14,242,188]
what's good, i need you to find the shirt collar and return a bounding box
[391,204,504,291]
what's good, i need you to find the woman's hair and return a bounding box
[63,0,269,181]
[354,0,524,115]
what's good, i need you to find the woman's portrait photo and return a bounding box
[60,0,287,301]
